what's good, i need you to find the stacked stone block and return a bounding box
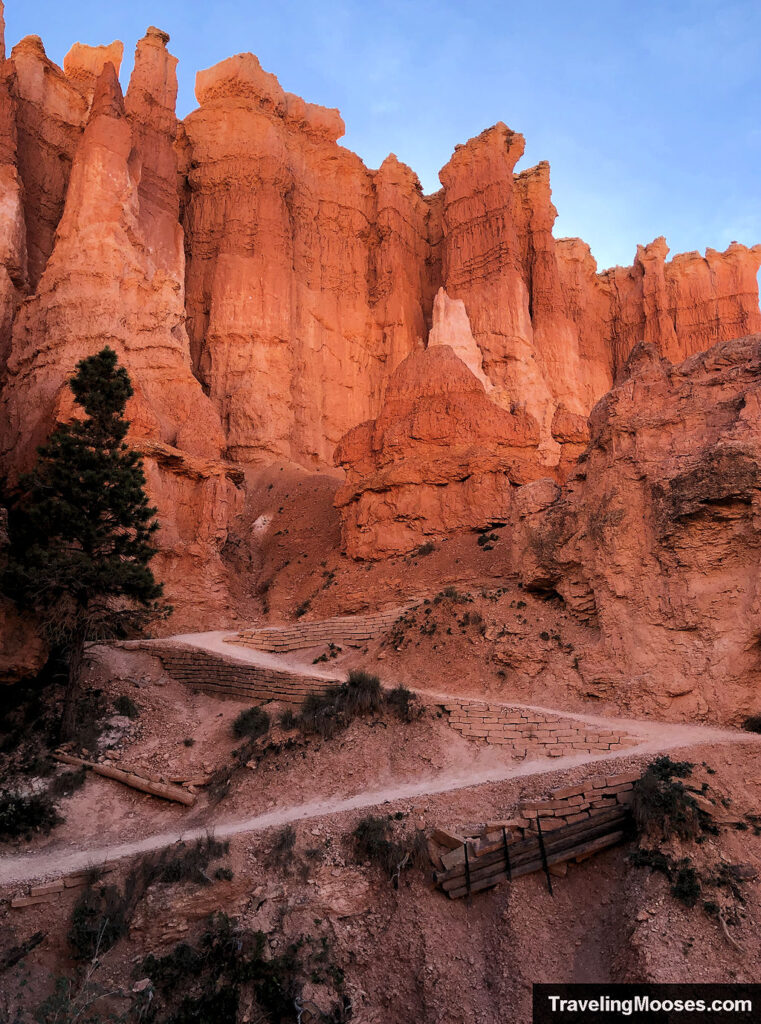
[441,700,641,758]
[229,606,414,653]
[122,642,339,705]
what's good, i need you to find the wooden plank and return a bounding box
[441,842,477,872]
[439,819,622,891]
[445,830,626,899]
[437,806,627,875]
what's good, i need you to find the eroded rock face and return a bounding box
[334,345,542,558]
[0,7,758,631]
[181,54,438,466]
[0,39,243,628]
[514,335,761,722]
[0,506,46,682]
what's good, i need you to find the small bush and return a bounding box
[344,670,382,715]
[0,791,62,841]
[415,541,435,556]
[295,599,311,618]
[385,684,419,722]
[48,767,87,799]
[113,695,139,719]
[633,756,700,840]
[279,708,297,730]
[313,642,342,664]
[68,883,130,959]
[68,836,231,960]
[742,715,761,733]
[352,815,426,884]
[353,815,405,877]
[214,866,234,881]
[299,687,344,739]
[141,913,349,1023]
[232,706,270,740]
[157,836,229,885]
[298,671,382,740]
[477,532,499,548]
[271,825,297,870]
[183,737,195,747]
[671,860,701,907]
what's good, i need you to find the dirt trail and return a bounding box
[2,718,758,887]
[166,630,341,680]
[151,631,755,743]
[4,629,758,888]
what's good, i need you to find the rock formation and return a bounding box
[335,345,542,558]
[512,334,761,723]
[180,53,438,466]
[0,28,243,627]
[0,4,757,621]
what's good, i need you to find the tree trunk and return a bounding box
[60,630,86,741]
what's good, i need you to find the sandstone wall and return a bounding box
[0,5,758,625]
[513,334,761,724]
[180,53,439,466]
[0,25,243,628]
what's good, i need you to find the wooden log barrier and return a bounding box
[54,753,196,807]
[435,805,631,899]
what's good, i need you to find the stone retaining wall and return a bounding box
[441,700,641,759]
[229,606,413,653]
[502,771,639,836]
[121,642,339,705]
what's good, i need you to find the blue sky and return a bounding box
[6,0,761,271]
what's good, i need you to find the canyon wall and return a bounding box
[0,24,243,626]
[513,334,761,724]
[0,6,758,615]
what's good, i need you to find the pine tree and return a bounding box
[4,347,170,738]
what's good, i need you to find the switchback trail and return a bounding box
[1,709,757,887]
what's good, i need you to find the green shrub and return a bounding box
[742,715,761,733]
[271,825,297,870]
[415,541,435,555]
[353,815,404,877]
[157,836,229,884]
[278,708,297,730]
[141,913,349,1024]
[352,815,427,883]
[344,670,382,714]
[231,706,270,740]
[68,836,230,960]
[633,756,700,840]
[0,791,62,840]
[68,883,130,959]
[214,867,234,881]
[629,849,702,907]
[113,695,139,719]
[385,684,418,722]
[671,860,701,907]
[299,687,344,739]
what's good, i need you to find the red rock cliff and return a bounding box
[0,7,758,600]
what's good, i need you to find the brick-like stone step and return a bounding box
[228,605,415,654]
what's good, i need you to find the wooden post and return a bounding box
[535,815,553,896]
[502,826,511,882]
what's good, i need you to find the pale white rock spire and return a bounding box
[427,286,493,392]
